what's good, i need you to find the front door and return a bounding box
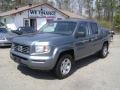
[74,22,91,60]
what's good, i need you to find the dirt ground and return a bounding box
[0,35,120,90]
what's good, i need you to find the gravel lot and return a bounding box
[0,35,120,90]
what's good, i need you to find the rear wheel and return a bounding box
[99,43,109,58]
[54,54,74,79]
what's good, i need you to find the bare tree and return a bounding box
[96,0,103,19]
[55,0,62,9]
[84,0,94,18]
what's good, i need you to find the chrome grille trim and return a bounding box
[13,43,30,54]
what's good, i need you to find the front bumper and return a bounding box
[10,50,56,70]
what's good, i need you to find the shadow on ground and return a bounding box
[74,55,100,71]
[17,65,56,80]
[0,46,11,49]
[17,54,100,80]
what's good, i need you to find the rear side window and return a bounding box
[90,23,98,34]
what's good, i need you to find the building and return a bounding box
[0,3,85,30]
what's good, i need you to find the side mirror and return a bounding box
[75,26,86,38]
[76,31,86,38]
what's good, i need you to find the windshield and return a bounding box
[40,21,77,35]
[0,28,8,33]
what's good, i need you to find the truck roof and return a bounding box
[55,19,97,23]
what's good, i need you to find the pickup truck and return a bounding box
[10,19,110,79]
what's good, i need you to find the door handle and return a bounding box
[90,37,98,42]
[90,38,95,41]
[81,39,90,43]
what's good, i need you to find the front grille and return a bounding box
[14,43,30,54]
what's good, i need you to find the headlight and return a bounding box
[35,45,50,53]
[34,42,51,54]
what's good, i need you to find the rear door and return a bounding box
[89,22,101,53]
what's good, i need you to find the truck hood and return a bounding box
[13,33,74,46]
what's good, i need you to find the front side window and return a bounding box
[40,21,77,35]
[90,23,98,34]
[76,22,88,37]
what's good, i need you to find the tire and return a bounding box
[54,54,74,79]
[99,43,109,58]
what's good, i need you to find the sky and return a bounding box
[93,0,96,8]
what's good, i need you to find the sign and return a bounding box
[28,8,56,18]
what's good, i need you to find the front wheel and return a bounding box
[99,43,109,58]
[54,54,74,79]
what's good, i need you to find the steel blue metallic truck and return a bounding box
[10,19,110,79]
